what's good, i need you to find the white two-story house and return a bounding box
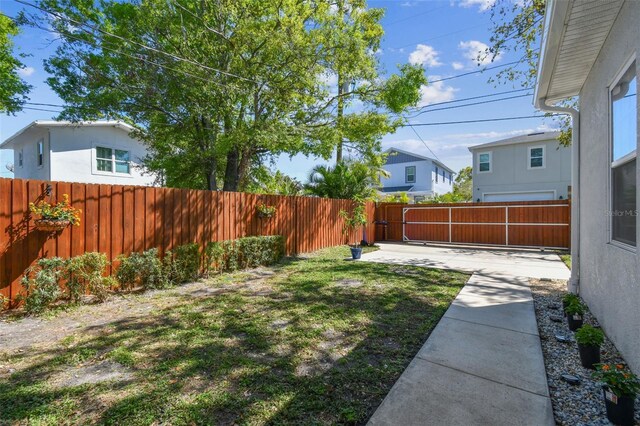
[1,120,155,185]
[468,131,571,202]
[380,147,454,202]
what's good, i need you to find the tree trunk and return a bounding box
[336,78,350,164]
[223,148,239,191]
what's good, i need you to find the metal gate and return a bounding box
[401,203,570,249]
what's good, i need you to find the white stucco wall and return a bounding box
[578,1,640,374]
[9,124,154,186]
[381,159,453,196]
[470,139,571,202]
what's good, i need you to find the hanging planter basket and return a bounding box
[257,211,275,219]
[34,219,70,232]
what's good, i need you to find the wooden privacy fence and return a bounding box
[0,178,375,305]
[375,200,570,249]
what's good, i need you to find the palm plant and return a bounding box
[304,160,387,200]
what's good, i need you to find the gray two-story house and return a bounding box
[468,131,571,202]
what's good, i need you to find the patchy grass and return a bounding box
[0,246,468,425]
[559,253,571,269]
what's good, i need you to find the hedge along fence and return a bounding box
[0,178,376,308]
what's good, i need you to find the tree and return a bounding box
[0,14,31,114]
[25,0,424,190]
[304,160,384,200]
[246,169,303,196]
[484,0,572,145]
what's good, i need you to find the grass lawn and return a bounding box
[559,253,571,269]
[0,246,468,425]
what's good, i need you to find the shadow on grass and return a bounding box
[0,250,467,425]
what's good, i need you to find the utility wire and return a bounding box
[411,87,532,110]
[430,60,524,83]
[390,23,485,50]
[15,0,254,83]
[403,114,560,127]
[407,93,532,118]
[407,124,441,163]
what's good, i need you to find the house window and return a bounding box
[529,146,545,168]
[36,139,43,167]
[610,60,637,247]
[96,146,131,174]
[442,169,445,180]
[448,172,452,184]
[478,152,492,172]
[18,150,23,167]
[435,166,438,183]
[405,166,416,183]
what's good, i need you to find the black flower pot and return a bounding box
[577,343,600,369]
[567,314,583,331]
[350,247,362,260]
[603,387,636,425]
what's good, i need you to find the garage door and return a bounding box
[483,191,555,202]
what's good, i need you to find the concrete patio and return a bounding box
[365,243,570,426]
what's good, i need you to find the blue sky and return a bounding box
[0,0,558,180]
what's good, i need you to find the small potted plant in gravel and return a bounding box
[562,293,580,315]
[593,363,640,425]
[575,324,604,369]
[29,194,81,232]
[565,300,585,331]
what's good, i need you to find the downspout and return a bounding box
[536,100,580,294]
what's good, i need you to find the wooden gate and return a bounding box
[375,200,570,249]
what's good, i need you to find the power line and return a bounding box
[384,4,448,26]
[15,0,255,83]
[408,93,532,118]
[412,87,532,110]
[403,114,560,127]
[390,23,485,51]
[430,60,524,84]
[407,124,441,162]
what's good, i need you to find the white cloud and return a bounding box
[459,0,496,12]
[401,1,417,6]
[458,40,501,66]
[18,66,35,77]
[451,62,465,70]
[418,77,458,106]
[408,44,443,68]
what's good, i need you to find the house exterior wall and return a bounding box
[577,1,640,375]
[470,139,571,202]
[49,126,154,185]
[382,160,433,192]
[432,165,454,195]
[11,127,51,181]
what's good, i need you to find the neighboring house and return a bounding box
[468,131,571,202]
[535,0,639,374]
[379,147,454,202]
[0,120,155,186]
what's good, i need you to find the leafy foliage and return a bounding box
[575,324,604,347]
[29,194,81,225]
[340,203,368,246]
[564,300,585,316]
[20,258,66,313]
[593,364,640,397]
[0,15,31,114]
[205,236,284,273]
[256,203,276,218]
[305,160,385,200]
[65,252,114,302]
[115,248,169,290]
[165,243,201,284]
[246,169,304,196]
[381,192,410,203]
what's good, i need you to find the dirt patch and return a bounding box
[49,360,133,388]
[295,329,357,377]
[334,279,363,288]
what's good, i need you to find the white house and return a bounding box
[380,147,454,202]
[468,131,571,202]
[1,120,155,186]
[535,0,639,374]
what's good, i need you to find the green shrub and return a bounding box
[20,257,67,313]
[116,248,169,290]
[565,300,585,316]
[205,236,284,273]
[562,293,580,306]
[65,252,115,302]
[575,324,604,346]
[166,243,201,283]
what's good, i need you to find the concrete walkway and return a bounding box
[366,243,569,426]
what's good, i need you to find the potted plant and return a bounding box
[256,203,276,219]
[593,363,640,425]
[29,194,81,232]
[565,300,585,331]
[575,324,604,369]
[339,202,368,260]
[562,293,580,314]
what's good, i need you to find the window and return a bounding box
[405,166,416,183]
[478,152,491,172]
[18,150,23,167]
[96,146,131,174]
[435,166,438,183]
[442,169,445,180]
[448,172,452,184]
[529,146,545,169]
[36,139,44,167]
[610,60,637,247]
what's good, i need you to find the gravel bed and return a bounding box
[530,278,640,426]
